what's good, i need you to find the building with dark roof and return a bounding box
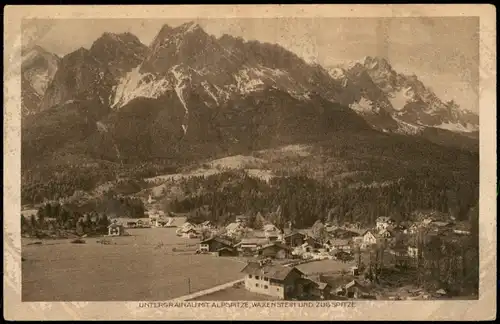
[107,223,125,236]
[284,232,306,247]
[241,261,306,299]
[257,242,293,259]
[199,236,234,253]
[234,238,269,256]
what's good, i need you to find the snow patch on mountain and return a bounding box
[182,22,202,34]
[214,84,231,102]
[288,91,311,101]
[349,97,378,114]
[388,87,416,111]
[433,122,478,133]
[112,66,171,108]
[234,69,265,94]
[171,65,190,116]
[253,66,288,79]
[26,72,51,96]
[201,81,220,105]
[328,67,346,80]
[393,116,424,135]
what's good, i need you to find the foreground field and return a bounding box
[22,228,245,301]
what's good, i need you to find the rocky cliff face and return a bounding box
[21,45,60,116]
[22,22,479,168]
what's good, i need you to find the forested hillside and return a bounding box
[169,166,478,229]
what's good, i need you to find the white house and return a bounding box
[421,217,434,227]
[263,224,281,241]
[378,228,394,239]
[201,220,215,229]
[181,227,198,239]
[241,261,306,299]
[226,222,244,237]
[263,224,279,233]
[360,230,379,249]
[107,223,125,236]
[182,222,196,231]
[235,215,250,226]
[235,238,269,256]
[375,217,395,231]
[407,245,419,258]
[176,222,196,235]
[326,239,352,252]
[156,217,175,227]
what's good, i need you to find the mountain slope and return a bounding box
[362,56,479,131]
[22,99,111,168]
[21,46,60,115]
[82,87,373,164]
[326,56,479,136]
[40,33,149,111]
[21,22,479,205]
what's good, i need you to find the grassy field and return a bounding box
[22,228,246,301]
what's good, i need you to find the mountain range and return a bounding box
[21,22,479,188]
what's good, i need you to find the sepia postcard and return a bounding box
[3,4,497,321]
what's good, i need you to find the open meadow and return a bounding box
[22,228,246,301]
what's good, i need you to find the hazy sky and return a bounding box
[22,17,479,112]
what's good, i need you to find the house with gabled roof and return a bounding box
[234,238,269,256]
[241,261,306,299]
[199,236,234,253]
[235,214,250,225]
[304,274,333,300]
[181,227,198,238]
[257,242,293,259]
[378,227,395,239]
[284,231,306,247]
[376,216,395,231]
[182,222,196,230]
[360,230,379,249]
[107,223,125,236]
[201,220,215,229]
[325,238,352,252]
[336,279,369,299]
[226,221,245,237]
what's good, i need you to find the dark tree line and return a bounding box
[21,162,180,205]
[168,169,478,230]
[414,203,479,296]
[21,202,111,237]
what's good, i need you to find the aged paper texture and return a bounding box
[3,4,496,321]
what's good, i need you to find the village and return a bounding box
[101,194,473,302]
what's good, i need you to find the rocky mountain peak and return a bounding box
[21,45,61,116]
[89,31,149,76]
[141,21,218,74]
[63,47,92,63]
[22,45,59,61]
[176,21,203,33]
[93,32,142,47]
[363,56,392,71]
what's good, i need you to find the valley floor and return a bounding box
[21,228,245,301]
